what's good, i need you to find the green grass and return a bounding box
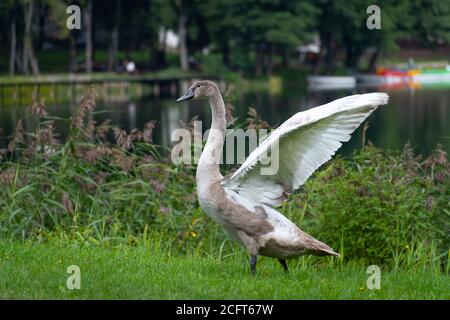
[0,241,448,299]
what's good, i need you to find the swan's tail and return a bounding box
[305,236,340,257]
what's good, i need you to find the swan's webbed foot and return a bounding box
[278,259,289,273]
[250,254,257,275]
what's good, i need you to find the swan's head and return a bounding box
[176,80,219,102]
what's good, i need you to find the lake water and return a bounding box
[0,81,449,157]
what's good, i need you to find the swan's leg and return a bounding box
[278,259,289,273]
[236,231,259,275]
[250,254,258,275]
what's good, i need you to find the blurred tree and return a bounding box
[408,0,450,47]
[362,0,412,72]
[1,0,449,76]
[110,0,121,72]
[200,0,318,76]
[46,0,81,72]
[98,0,123,72]
[314,0,411,74]
[249,1,318,76]
[83,0,93,72]
[0,0,20,75]
[123,0,176,70]
[177,0,189,71]
[22,0,40,75]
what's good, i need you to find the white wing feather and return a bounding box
[222,93,389,211]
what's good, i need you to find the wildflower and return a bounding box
[160,206,170,215]
[71,87,97,131]
[0,166,17,185]
[426,196,434,211]
[0,148,6,161]
[435,171,447,183]
[424,144,448,169]
[7,120,25,153]
[95,119,111,141]
[246,107,269,130]
[113,128,133,150]
[37,120,59,148]
[62,192,74,215]
[142,121,155,143]
[149,178,165,194]
[83,119,96,141]
[225,102,237,124]
[95,171,109,186]
[112,150,134,172]
[30,98,48,117]
[81,87,97,113]
[140,155,155,164]
[84,145,112,164]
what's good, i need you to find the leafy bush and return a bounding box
[287,143,449,266]
[0,89,205,249]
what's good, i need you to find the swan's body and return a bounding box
[177,81,389,274]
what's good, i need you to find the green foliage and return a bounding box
[0,89,203,249]
[2,0,450,76]
[291,144,449,266]
[406,0,450,47]
[197,52,227,76]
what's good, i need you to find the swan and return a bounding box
[177,80,389,274]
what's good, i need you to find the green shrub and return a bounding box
[286,144,449,266]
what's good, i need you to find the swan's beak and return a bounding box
[176,88,195,102]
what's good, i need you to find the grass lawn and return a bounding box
[0,241,448,300]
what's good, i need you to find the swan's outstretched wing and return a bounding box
[221,93,389,211]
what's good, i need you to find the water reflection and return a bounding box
[0,83,449,156]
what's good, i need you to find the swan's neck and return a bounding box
[197,90,226,182]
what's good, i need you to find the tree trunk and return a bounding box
[107,29,118,72]
[107,0,120,72]
[178,2,188,71]
[108,0,122,71]
[222,39,230,67]
[255,45,264,77]
[22,1,31,74]
[9,18,16,75]
[313,32,328,74]
[149,44,158,70]
[282,49,289,68]
[160,27,167,67]
[15,45,23,72]
[266,44,275,77]
[22,0,39,75]
[366,49,380,73]
[325,41,336,75]
[84,0,93,73]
